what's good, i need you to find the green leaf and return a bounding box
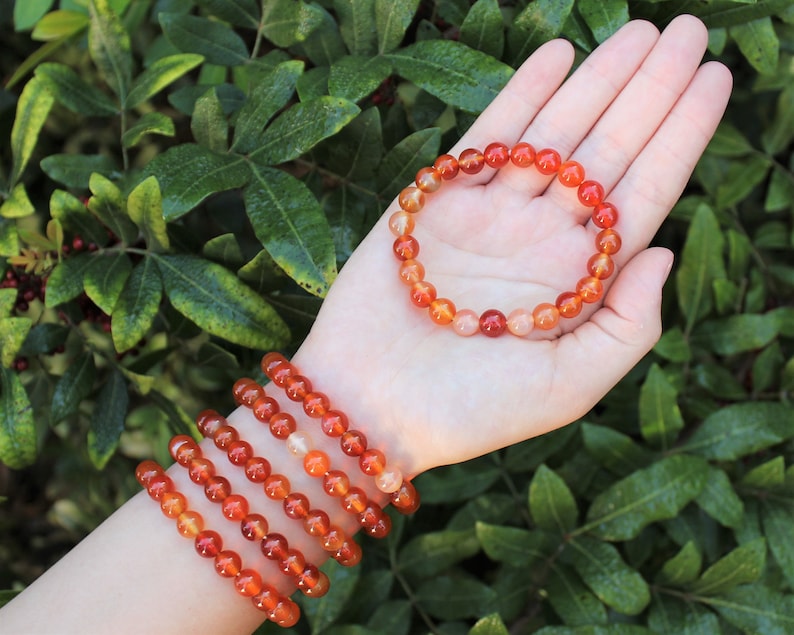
[88,0,132,101]
[707,122,755,157]
[244,166,336,297]
[729,17,779,75]
[415,574,498,620]
[580,423,654,477]
[476,523,555,566]
[302,559,360,634]
[18,323,69,357]
[567,536,650,615]
[0,318,33,369]
[122,111,175,148]
[656,541,702,586]
[232,60,304,153]
[35,62,118,115]
[547,564,607,626]
[529,464,578,533]
[675,204,726,332]
[260,0,324,47]
[695,466,744,528]
[127,177,170,253]
[715,154,772,209]
[377,127,441,201]
[49,190,109,247]
[689,538,766,596]
[534,627,654,635]
[578,0,629,43]
[154,253,289,349]
[125,53,203,109]
[742,456,785,488]
[158,13,249,66]
[692,312,779,355]
[83,253,133,315]
[638,363,684,450]
[51,351,96,423]
[397,529,480,579]
[194,0,260,29]
[459,0,504,58]
[296,5,347,66]
[250,96,360,165]
[41,154,119,190]
[142,145,249,221]
[762,502,794,590]
[334,0,377,55]
[328,55,392,103]
[191,88,228,153]
[45,253,94,307]
[375,0,420,54]
[710,584,794,635]
[507,0,575,65]
[652,327,691,363]
[585,454,709,541]
[683,402,794,460]
[87,173,138,245]
[0,367,36,469]
[14,0,54,31]
[0,221,19,258]
[0,290,16,317]
[387,40,513,114]
[30,9,89,41]
[0,184,35,219]
[469,614,509,635]
[10,75,55,186]
[87,369,128,469]
[648,595,721,635]
[414,458,500,504]
[762,84,794,156]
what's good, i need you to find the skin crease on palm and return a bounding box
[294,14,733,476]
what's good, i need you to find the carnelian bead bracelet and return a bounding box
[390,141,621,338]
[135,460,300,627]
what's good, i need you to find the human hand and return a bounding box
[295,15,732,476]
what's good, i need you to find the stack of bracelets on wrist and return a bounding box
[135,352,419,628]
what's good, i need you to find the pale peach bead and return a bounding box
[507,308,534,337]
[375,465,404,494]
[388,210,414,236]
[398,259,425,285]
[452,309,479,336]
[286,431,313,457]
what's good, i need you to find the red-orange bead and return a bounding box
[342,487,368,514]
[176,510,204,537]
[429,298,456,325]
[484,142,510,168]
[269,599,301,627]
[399,259,425,285]
[303,392,330,417]
[593,202,619,228]
[135,460,163,487]
[587,252,615,279]
[260,352,290,382]
[304,450,331,477]
[359,448,386,475]
[409,280,436,308]
[221,494,249,520]
[232,378,263,407]
[340,430,367,456]
[576,276,604,303]
[160,491,188,518]
[389,210,414,236]
[533,303,560,330]
[214,550,242,577]
[280,549,306,577]
[479,309,507,337]
[398,186,425,213]
[304,509,331,536]
[195,410,225,437]
[261,533,289,560]
[188,457,215,484]
[169,435,200,466]
[195,530,223,558]
[321,410,349,437]
[458,148,485,174]
[205,475,231,502]
[558,160,585,187]
[578,180,605,206]
[415,166,442,192]
[535,148,561,174]
[234,569,263,596]
[556,292,583,318]
[284,374,311,401]
[283,492,310,520]
[433,154,459,180]
[297,564,330,597]
[213,425,239,450]
[227,439,253,466]
[335,540,362,566]
[252,395,279,422]
[244,456,271,482]
[264,474,290,500]
[393,234,420,261]
[269,412,296,439]
[252,584,280,612]
[510,142,535,167]
[241,513,269,541]
[323,470,350,496]
[390,480,420,514]
[146,474,174,500]
[360,504,392,538]
[596,228,622,255]
[322,527,346,551]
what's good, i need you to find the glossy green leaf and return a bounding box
[125,53,203,109]
[0,184,35,219]
[534,627,654,635]
[127,177,170,253]
[387,40,513,114]
[232,60,304,153]
[692,313,779,355]
[328,55,392,103]
[0,318,33,369]
[376,0,420,54]
[689,538,766,596]
[762,84,794,155]
[50,190,109,247]
[83,253,133,315]
[397,529,480,579]
[87,173,138,245]
[568,536,650,615]
[45,253,94,307]
[507,0,575,65]
[51,351,96,423]
[154,253,289,349]
[459,0,504,58]
[697,0,794,29]
[695,466,744,528]
[529,464,578,533]
[476,523,555,566]
[580,423,654,476]
[158,13,249,66]
[414,458,500,503]
[35,62,118,115]
[377,127,441,200]
[260,0,324,47]
[0,367,36,469]
[656,541,702,586]
[0,221,19,258]
[546,564,607,626]
[18,323,69,357]
[88,0,132,101]
[334,0,377,55]
[250,97,360,165]
[296,66,329,101]
[712,584,794,635]
[244,165,336,296]
[194,0,260,29]
[191,88,228,153]
[87,369,128,469]
[716,154,771,209]
[639,363,684,450]
[142,144,248,220]
[366,600,411,635]
[41,153,119,189]
[14,0,54,31]
[761,502,794,590]
[692,361,747,400]
[729,17,779,75]
[742,456,785,488]
[675,204,726,332]
[652,327,691,363]
[469,614,509,635]
[0,289,16,317]
[683,402,794,460]
[503,424,579,474]
[297,5,347,66]
[648,595,721,635]
[111,258,162,353]
[10,75,55,185]
[585,454,709,541]
[324,106,384,181]
[578,0,629,43]
[122,111,175,148]
[31,10,89,41]
[707,122,754,157]
[415,574,498,620]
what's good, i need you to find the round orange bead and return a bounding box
[409,280,436,308]
[283,492,310,520]
[188,457,215,484]
[535,148,561,174]
[214,550,242,577]
[195,530,222,558]
[340,430,367,457]
[415,166,442,192]
[234,569,262,596]
[233,379,263,407]
[556,292,583,318]
[429,297,456,325]
[269,599,301,627]
[596,228,622,255]
[342,487,368,514]
[169,435,199,466]
[264,474,290,500]
[587,253,615,280]
[458,148,485,174]
[389,210,414,236]
[304,450,331,477]
[160,491,188,518]
[304,509,331,536]
[484,142,510,168]
[252,394,279,422]
[176,510,204,538]
[205,475,231,502]
[135,460,163,487]
[398,186,425,213]
[298,564,330,597]
[244,456,271,482]
[359,448,386,476]
[322,527,346,551]
[507,308,534,337]
[261,533,289,560]
[335,540,362,566]
[578,180,605,206]
[399,259,425,285]
[280,549,305,577]
[146,474,173,501]
[212,425,239,450]
[323,470,350,497]
[390,480,420,514]
[393,234,420,261]
[252,585,280,612]
[241,513,269,541]
[303,391,330,417]
[284,374,311,401]
[510,142,535,167]
[227,439,253,466]
[558,160,585,187]
[479,309,507,337]
[221,494,249,520]
[195,410,225,437]
[269,412,296,439]
[533,303,560,330]
[452,309,479,336]
[576,276,604,303]
[592,202,619,228]
[321,410,348,437]
[433,154,459,180]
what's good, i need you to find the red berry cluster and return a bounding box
[370,78,395,106]
[1,268,45,313]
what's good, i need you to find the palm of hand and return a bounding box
[298,16,733,475]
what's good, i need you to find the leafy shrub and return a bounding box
[1,1,793,633]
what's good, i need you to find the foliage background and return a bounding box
[1,0,794,633]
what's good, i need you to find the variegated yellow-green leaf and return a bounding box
[49,189,109,247]
[0,317,33,369]
[260,0,324,48]
[88,0,133,101]
[689,538,766,596]
[159,13,249,66]
[122,111,175,148]
[375,0,420,54]
[51,351,96,423]
[31,9,89,41]
[0,184,35,219]
[125,53,204,109]
[45,252,94,307]
[127,177,170,253]
[87,173,138,245]
[191,88,228,153]
[35,62,118,115]
[10,75,55,186]
[0,367,36,469]
[84,252,133,315]
[111,258,162,353]
[334,0,377,56]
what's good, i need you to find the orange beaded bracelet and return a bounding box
[390,142,621,337]
[135,460,300,627]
